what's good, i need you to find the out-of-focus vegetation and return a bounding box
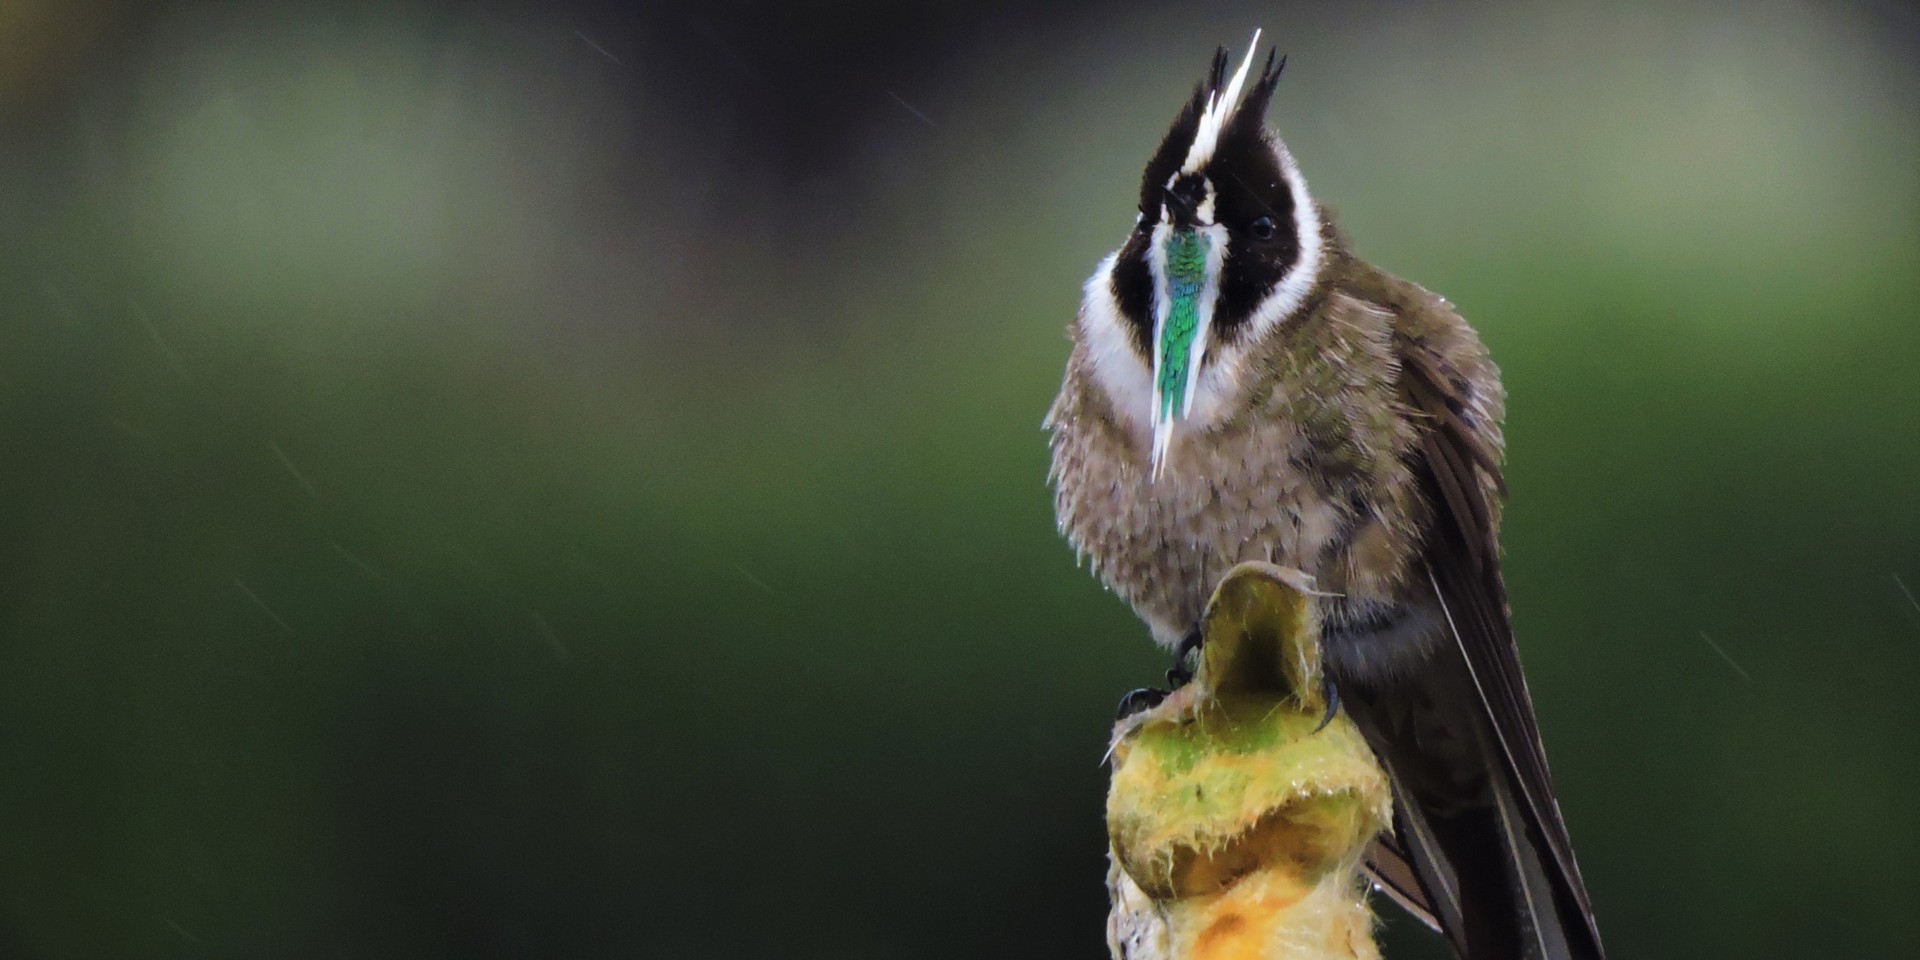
[1,1,1916,957]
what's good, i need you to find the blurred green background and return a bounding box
[1,0,1917,956]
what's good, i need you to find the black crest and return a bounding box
[1138,46,1288,223]
[1113,41,1308,356]
[1136,47,1228,220]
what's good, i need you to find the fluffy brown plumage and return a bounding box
[1048,226,1500,672]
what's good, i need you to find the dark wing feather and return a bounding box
[1363,834,1443,933]
[1400,340,1606,957]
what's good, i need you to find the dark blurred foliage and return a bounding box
[1,0,1918,957]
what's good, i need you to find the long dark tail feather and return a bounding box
[1350,674,1603,960]
[1433,805,1528,959]
[1377,783,1467,949]
[1484,748,1578,960]
[1425,563,1607,960]
[1362,835,1443,934]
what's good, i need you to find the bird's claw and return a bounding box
[1174,623,1204,662]
[1166,623,1203,689]
[1115,686,1170,721]
[1312,674,1342,733]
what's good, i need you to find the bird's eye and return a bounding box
[1249,216,1276,241]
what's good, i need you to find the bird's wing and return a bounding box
[1398,332,1606,956]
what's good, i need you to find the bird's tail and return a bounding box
[1353,674,1602,960]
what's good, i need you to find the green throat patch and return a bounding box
[1156,229,1212,421]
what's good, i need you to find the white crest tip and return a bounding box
[1179,29,1263,175]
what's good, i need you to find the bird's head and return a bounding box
[1078,31,1327,479]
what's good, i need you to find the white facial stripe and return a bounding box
[1237,140,1324,344]
[1146,231,1173,473]
[1145,225,1168,401]
[1179,224,1229,422]
[1077,253,1155,436]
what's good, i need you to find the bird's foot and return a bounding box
[1114,625,1207,721]
[1166,623,1204,688]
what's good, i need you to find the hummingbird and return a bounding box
[1046,33,1605,960]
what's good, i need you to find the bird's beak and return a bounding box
[1162,185,1200,230]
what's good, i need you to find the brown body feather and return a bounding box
[1047,226,1500,659]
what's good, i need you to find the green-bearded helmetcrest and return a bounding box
[1046,31,1608,960]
